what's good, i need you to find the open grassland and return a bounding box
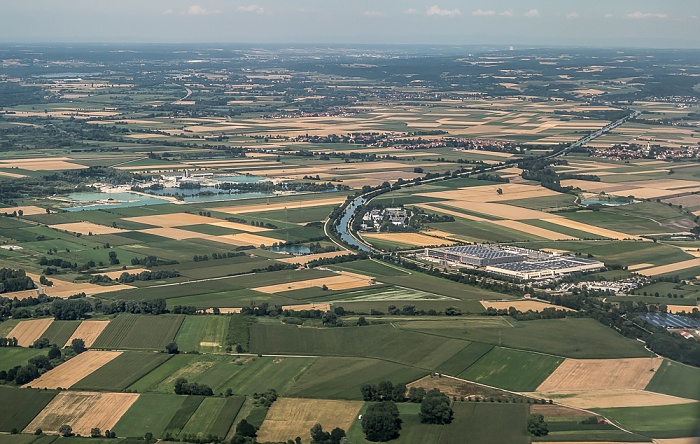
[594,403,700,439]
[0,387,57,433]
[111,393,187,438]
[65,320,110,347]
[179,396,245,439]
[162,396,205,437]
[458,347,563,391]
[537,358,662,392]
[6,319,54,347]
[0,347,46,371]
[71,352,172,391]
[257,398,363,444]
[250,323,470,370]
[91,314,184,350]
[39,321,80,347]
[398,317,649,359]
[285,357,428,400]
[25,351,122,390]
[174,315,229,353]
[24,391,139,436]
[646,360,700,401]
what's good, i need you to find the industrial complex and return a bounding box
[424,245,605,280]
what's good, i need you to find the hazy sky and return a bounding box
[1,0,699,48]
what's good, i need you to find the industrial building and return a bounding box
[424,245,525,267]
[486,257,604,280]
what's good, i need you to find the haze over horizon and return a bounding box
[1,0,699,49]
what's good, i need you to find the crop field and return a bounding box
[111,394,187,438]
[285,357,429,400]
[38,321,80,347]
[257,398,363,444]
[127,354,224,393]
[435,342,495,376]
[646,360,700,401]
[398,317,649,359]
[91,314,184,350]
[314,285,457,303]
[0,347,46,370]
[71,352,172,391]
[0,387,57,433]
[178,396,245,439]
[537,358,663,392]
[24,391,140,436]
[594,404,700,439]
[481,300,576,312]
[458,347,563,391]
[161,396,205,437]
[174,315,228,353]
[250,323,470,369]
[6,319,54,347]
[65,320,110,347]
[531,389,697,409]
[25,350,122,390]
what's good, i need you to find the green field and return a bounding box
[397,317,649,359]
[178,396,245,438]
[0,348,46,371]
[127,354,223,393]
[92,314,185,350]
[285,357,429,400]
[38,321,81,347]
[0,387,57,433]
[594,403,700,438]
[250,323,470,369]
[71,352,173,391]
[458,347,563,391]
[162,395,205,438]
[436,342,495,376]
[174,315,229,353]
[646,360,700,400]
[112,393,187,438]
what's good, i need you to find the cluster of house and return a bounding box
[361,207,410,231]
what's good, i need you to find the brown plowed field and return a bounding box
[65,321,110,347]
[6,318,54,346]
[256,398,363,444]
[536,358,662,392]
[24,351,122,389]
[23,391,139,436]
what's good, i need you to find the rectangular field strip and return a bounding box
[24,351,122,389]
[71,352,173,391]
[92,314,184,350]
[0,387,57,433]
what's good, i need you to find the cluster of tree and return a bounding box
[306,252,367,268]
[0,337,18,347]
[476,173,510,183]
[0,268,34,293]
[0,293,56,322]
[483,306,569,321]
[172,305,198,315]
[99,298,167,315]
[114,270,181,283]
[252,389,278,408]
[309,424,346,444]
[250,263,297,273]
[174,377,214,396]
[130,255,179,267]
[527,414,549,436]
[362,401,402,442]
[0,339,83,385]
[192,251,248,262]
[361,381,408,402]
[52,299,92,320]
[419,389,453,425]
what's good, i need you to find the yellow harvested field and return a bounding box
[0,205,47,215]
[208,220,270,232]
[123,212,214,227]
[656,439,700,444]
[491,220,576,240]
[415,203,488,221]
[25,273,134,298]
[666,305,699,314]
[99,268,150,280]
[0,171,27,178]
[362,232,456,247]
[481,300,574,312]
[257,398,363,444]
[281,303,331,312]
[443,201,554,220]
[420,229,463,240]
[527,389,697,409]
[6,318,54,347]
[65,321,110,347]
[0,158,86,171]
[213,233,279,247]
[254,271,374,294]
[537,358,662,392]
[24,391,139,436]
[140,227,202,240]
[418,183,558,203]
[277,251,351,264]
[216,197,344,214]
[25,351,122,389]
[637,259,700,276]
[49,222,125,236]
[628,263,654,271]
[543,217,640,240]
